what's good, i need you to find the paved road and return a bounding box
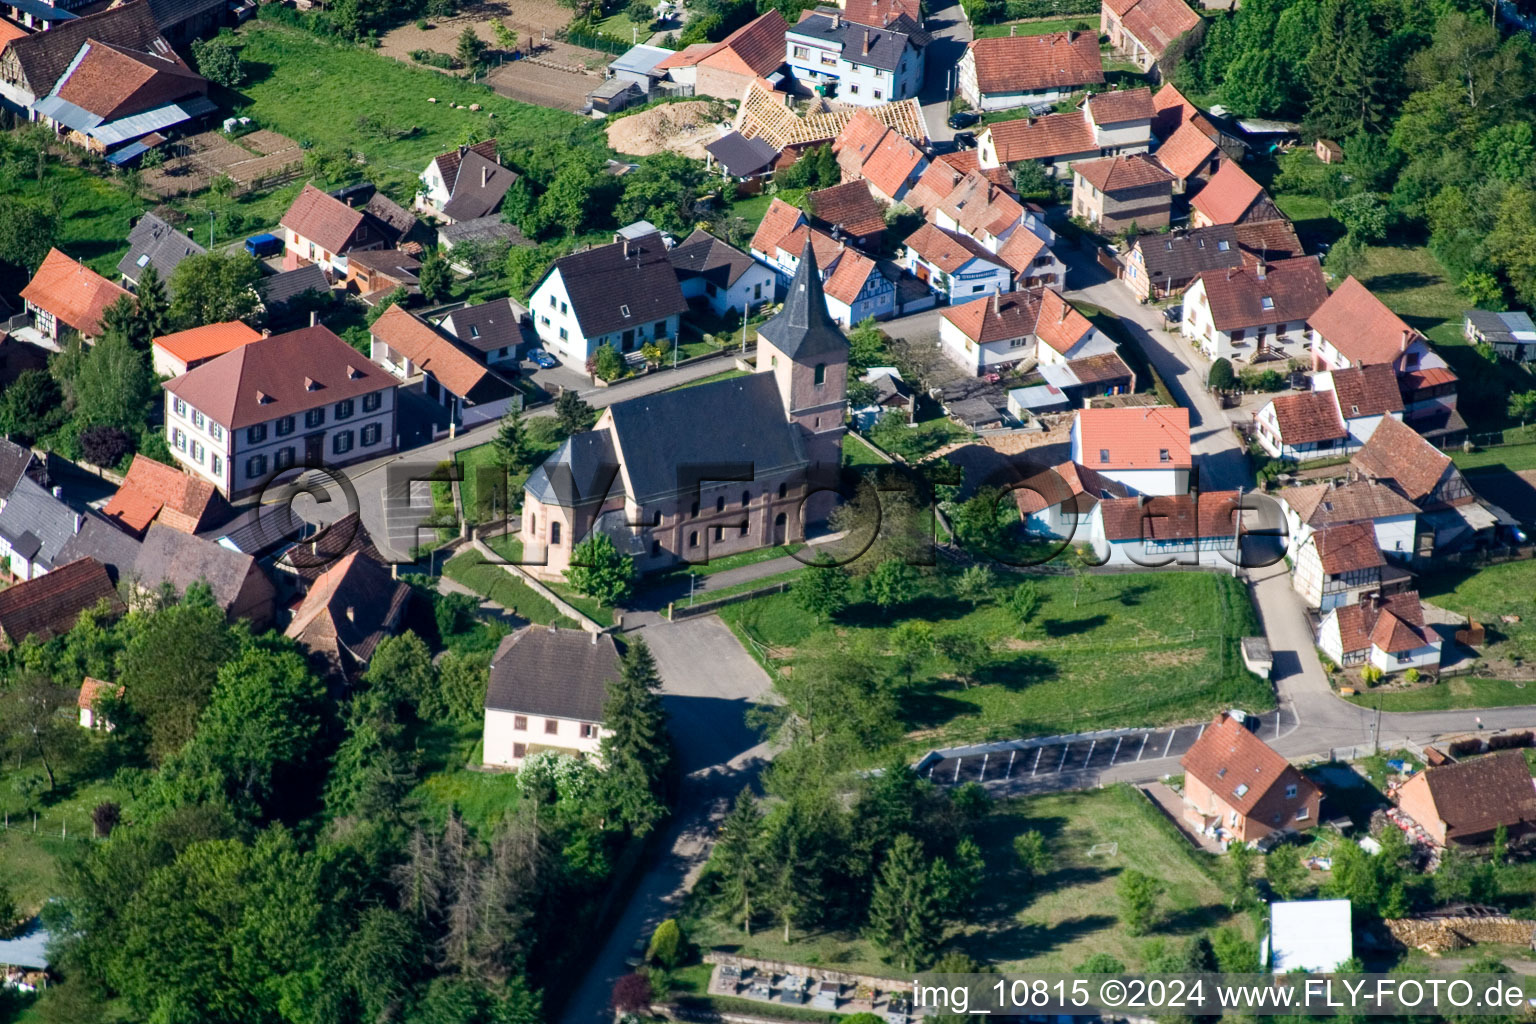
[919,0,972,144]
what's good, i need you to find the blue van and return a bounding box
[244,233,283,259]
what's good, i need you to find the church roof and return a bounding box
[756,236,848,361]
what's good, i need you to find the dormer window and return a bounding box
[305,376,319,391]
[256,390,273,405]
[1159,448,1170,462]
[1099,448,1109,463]
[346,365,364,380]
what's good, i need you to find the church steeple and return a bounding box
[757,237,849,361]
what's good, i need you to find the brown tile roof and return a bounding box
[1085,86,1154,126]
[1407,751,1536,841]
[1190,160,1268,225]
[1328,363,1403,420]
[1180,711,1318,819]
[965,32,1103,96]
[4,0,164,97]
[823,249,878,305]
[902,222,1004,274]
[934,149,1014,189]
[1154,121,1219,180]
[1332,590,1430,655]
[1069,351,1135,386]
[1034,287,1094,355]
[1151,81,1200,139]
[1190,255,1327,331]
[1073,153,1173,193]
[369,304,511,403]
[655,42,715,69]
[54,38,203,121]
[134,523,271,619]
[152,321,263,367]
[1129,225,1242,282]
[0,557,125,648]
[841,0,923,27]
[1014,460,1128,516]
[428,139,498,195]
[810,180,888,239]
[1280,479,1419,527]
[778,224,844,266]
[1308,276,1422,366]
[934,170,1024,239]
[749,196,806,255]
[280,184,364,255]
[1233,219,1303,265]
[104,454,226,537]
[861,129,927,198]
[942,289,1044,344]
[1098,489,1242,541]
[699,9,789,78]
[1076,406,1191,469]
[1269,390,1346,446]
[903,161,964,213]
[833,109,891,178]
[983,112,1098,164]
[1309,522,1384,575]
[78,676,122,710]
[1110,0,1201,57]
[997,228,1048,277]
[1350,415,1452,506]
[163,324,393,430]
[277,511,385,585]
[486,626,623,721]
[284,549,410,666]
[20,248,132,337]
[666,228,763,289]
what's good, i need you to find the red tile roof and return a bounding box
[1098,489,1242,542]
[699,9,790,78]
[1233,219,1303,265]
[965,32,1103,96]
[0,557,125,649]
[1279,479,1419,526]
[842,0,923,27]
[280,184,364,255]
[1308,276,1423,366]
[1153,121,1219,180]
[778,224,844,266]
[1190,255,1327,331]
[1076,405,1191,469]
[655,42,715,69]
[1014,460,1128,516]
[20,248,132,337]
[1085,86,1154,126]
[1073,152,1173,193]
[904,160,967,212]
[1327,363,1403,419]
[1308,522,1384,575]
[934,171,1024,239]
[1151,81,1201,139]
[833,109,892,178]
[942,289,1045,344]
[78,676,122,710]
[749,196,806,256]
[152,320,263,368]
[983,112,1098,163]
[860,128,927,199]
[823,249,879,305]
[55,38,204,121]
[904,222,1004,274]
[1350,415,1452,506]
[428,139,498,193]
[1190,160,1268,225]
[163,325,393,430]
[1332,590,1430,656]
[1180,712,1318,819]
[1035,288,1094,355]
[104,454,224,536]
[369,304,508,402]
[1107,0,1201,57]
[997,225,1049,275]
[810,180,888,238]
[1269,390,1346,446]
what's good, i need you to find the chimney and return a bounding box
[591,630,598,645]
[832,11,841,28]
[74,513,82,534]
[346,606,355,622]
[863,27,871,54]
[992,292,999,315]
[622,238,630,258]
[261,328,272,338]
[1058,301,1066,323]
[1400,328,1410,352]
[51,486,63,499]
[1066,29,1076,42]
[1255,261,1266,279]
[1009,23,1015,34]
[309,310,318,327]
[482,165,491,188]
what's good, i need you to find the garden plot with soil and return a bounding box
[142,128,303,197]
[376,0,576,64]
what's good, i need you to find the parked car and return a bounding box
[947,110,980,129]
[953,131,977,150]
[244,233,283,259]
[529,348,559,369]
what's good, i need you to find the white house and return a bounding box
[162,325,398,500]
[783,7,927,106]
[1317,590,1442,673]
[1089,490,1244,567]
[956,31,1104,111]
[822,250,895,325]
[78,677,121,731]
[938,287,1109,376]
[667,228,777,317]
[1278,480,1419,559]
[1014,461,1129,540]
[1253,363,1404,461]
[1309,276,1433,374]
[1070,406,1191,496]
[482,627,623,767]
[901,222,1012,303]
[527,231,689,365]
[1290,522,1393,612]
[1182,256,1329,365]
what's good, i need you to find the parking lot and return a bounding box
[919,707,1300,794]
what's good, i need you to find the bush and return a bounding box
[408,49,456,68]
[646,919,685,968]
[1402,667,1420,685]
[1208,357,1235,392]
[1449,738,1483,757]
[1489,731,1534,751]
[611,973,652,1013]
[434,591,479,638]
[1002,0,1099,17]
[92,801,121,838]
[1359,664,1383,686]
[591,345,625,382]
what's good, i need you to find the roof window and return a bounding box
[1217,240,1229,251]
[620,304,632,317]
[1234,783,1250,798]
[1159,448,1170,462]
[1216,767,1227,778]
[470,325,480,338]
[137,254,150,267]
[1261,296,1275,310]
[1099,448,1109,463]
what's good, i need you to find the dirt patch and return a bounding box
[484,43,608,112]
[1138,648,1204,668]
[606,100,726,158]
[142,129,302,198]
[376,0,575,64]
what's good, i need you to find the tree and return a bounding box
[597,637,672,835]
[71,336,152,433]
[81,425,133,468]
[133,263,171,341]
[1265,843,1307,900]
[954,564,994,607]
[1208,357,1236,392]
[1117,870,1162,935]
[1223,841,1257,910]
[0,369,64,444]
[889,621,934,684]
[1012,830,1051,886]
[1011,159,1057,201]
[951,488,1007,551]
[616,151,707,234]
[792,559,851,623]
[3,675,71,790]
[119,595,238,763]
[1332,192,1390,243]
[365,286,408,325]
[1007,581,1042,631]
[1325,233,1368,281]
[1460,270,1505,309]
[418,248,449,303]
[0,880,17,939]
[456,26,487,72]
[493,405,532,472]
[1078,953,1126,973]
[91,801,122,839]
[191,35,244,87]
[1304,0,1392,140]
[99,293,148,349]
[590,344,624,382]
[1488,188,1536,308]
[492,19,518,53]
[866,833,942,970]
[563,533,636,608]
[168,251,262,327]
[540,160,603,236]
[846,318,886,375]
[1509,391,1536,425]
[0,196,59,279]
[712,788,764,935]
[647,919,684,968]
[627,0,653,23]
[867,557,917,610]
[936,628,988,687]
[555,390,596,436]
[610,973,652,1013]
[1211,925,1258,972]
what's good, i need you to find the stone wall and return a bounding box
[703,952,910,992]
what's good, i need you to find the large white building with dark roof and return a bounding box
[482,627,624,766]
[527,231,688,365]
[783,6,928,105]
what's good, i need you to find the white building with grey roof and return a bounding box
[783,6,928,105]
[482,626,623,766]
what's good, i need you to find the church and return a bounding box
[519,239,850,580]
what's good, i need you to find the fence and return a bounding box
[0,813,93,841]
[670,579,793,620]
[560,29,633,56]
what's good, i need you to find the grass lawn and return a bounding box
[1453,433,1536,472]
[442,550,577,627]
[233,20,606,196]
[687,785,1239,973]
[542,579,616,626]
[409,720,521,838]
[843,431,888,467]
[729,192,775,227]
[718,569,1271,746]
[1,155,147,277]
[670,368,749,390]
[1420,560,1536,664]
[973,15,1097,38]
[1346,676,1536,712]
[454,436,560,526]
